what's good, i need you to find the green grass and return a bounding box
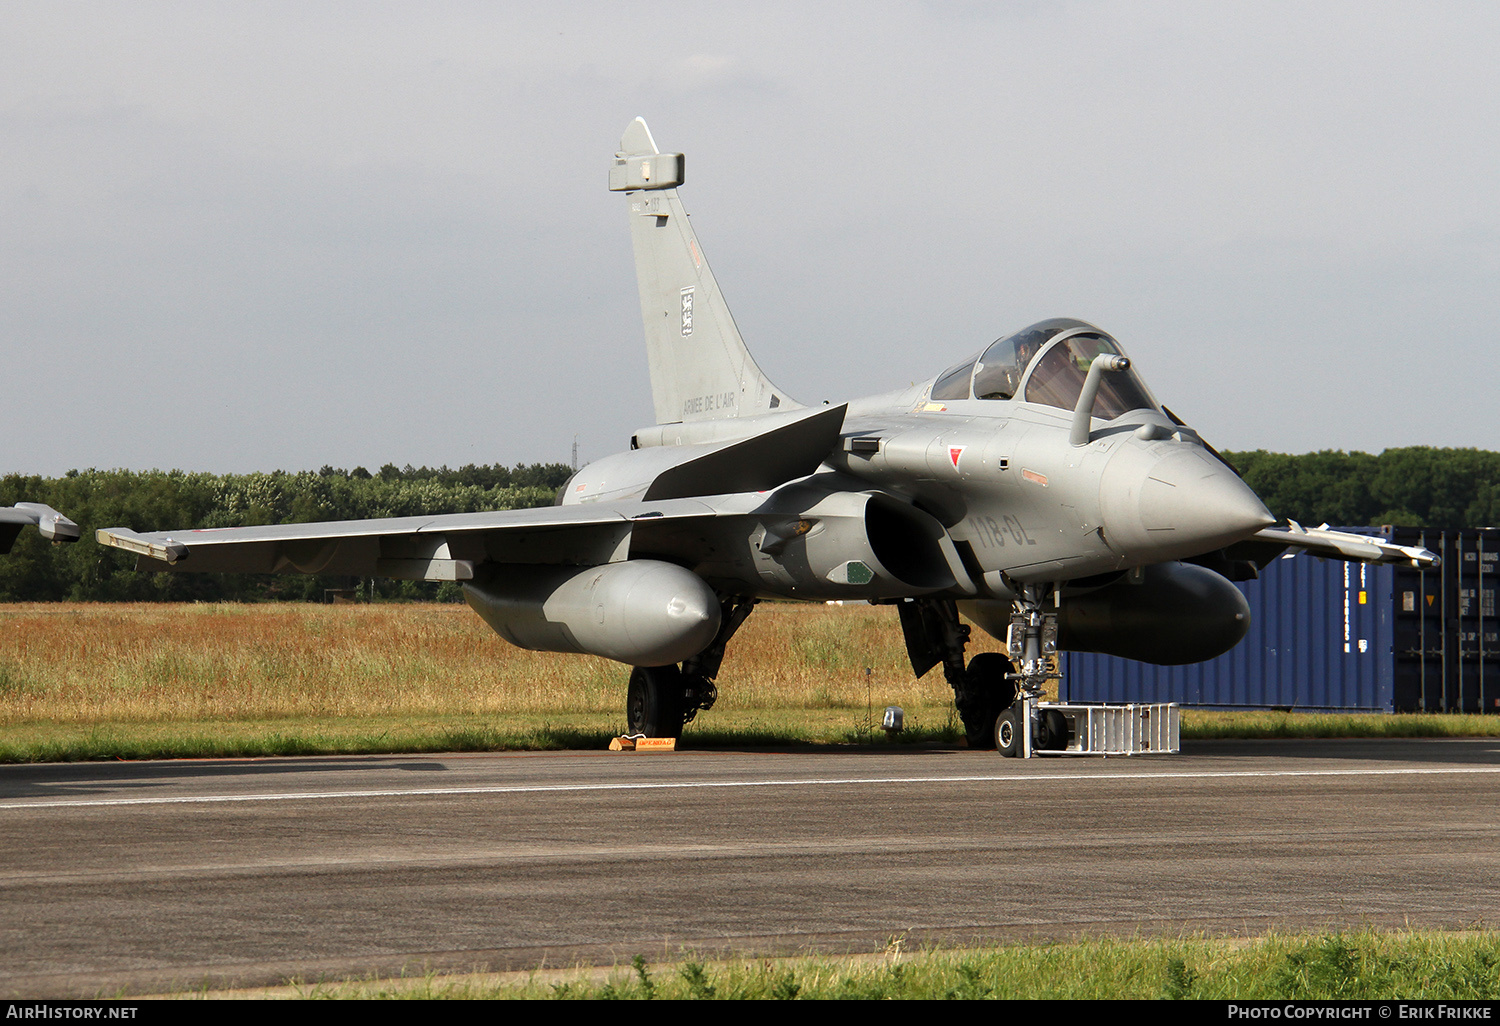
[290,930,1500,1000]
[0,707,972,762]
[1,706,1496,763]
[1184,709,1500,739]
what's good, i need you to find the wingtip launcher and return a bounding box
[1254,523,1440,569]
[2,503,80,545]
[96,528,189,565]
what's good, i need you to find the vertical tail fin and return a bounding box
[611,118,800,426]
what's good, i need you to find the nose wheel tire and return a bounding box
[627,665,688,739]
[995,705,1022,758]
[994,704,1071,757]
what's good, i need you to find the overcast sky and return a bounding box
[4,1,1498,476]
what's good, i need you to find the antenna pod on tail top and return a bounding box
[612,118,799,426]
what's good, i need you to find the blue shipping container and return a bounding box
[1060,528,1499,713]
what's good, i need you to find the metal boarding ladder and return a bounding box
[1021,697,1180,757]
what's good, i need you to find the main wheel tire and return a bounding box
[995,704,1022,758]
[1038,709,1070,751]
[627,665,688,739]
[960,653,1018,749]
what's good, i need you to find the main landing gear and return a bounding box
[960,652,1017,750]
[897,586,1066,756]
[626,665,690,739]
[898,598,1014,749]
[624,596,756,739]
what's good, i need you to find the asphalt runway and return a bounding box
[3,737,1499,997]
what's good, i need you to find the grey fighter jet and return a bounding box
[2,503,79,553]
[98,119,1436,752]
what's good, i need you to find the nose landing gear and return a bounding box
[995,702,1072,758]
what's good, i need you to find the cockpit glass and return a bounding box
[972,337,1024,400]
[1024,334,1155,418]
[930,355,977,401]
[972,322,1068,400]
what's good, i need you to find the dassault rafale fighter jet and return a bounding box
[100,119,1436,753]
[2,503,78,553]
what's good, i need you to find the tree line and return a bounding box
[0,462,572,602]
[1222,447,1500,533]
[2,448,1496,602]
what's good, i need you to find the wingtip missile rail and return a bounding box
[1253,522,1440,569]
[95,527,189,565]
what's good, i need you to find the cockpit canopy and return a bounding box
[930,318,1157,419]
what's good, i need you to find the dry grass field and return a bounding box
[0,600,994,719]
[0,601,1009,759]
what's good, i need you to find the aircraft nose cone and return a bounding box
[1101,447,1275,561]
[1140,451,1273,536]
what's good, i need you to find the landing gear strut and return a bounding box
[994,583,1063,757]
[1005,583,1061,702]
[624,596,756,739]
